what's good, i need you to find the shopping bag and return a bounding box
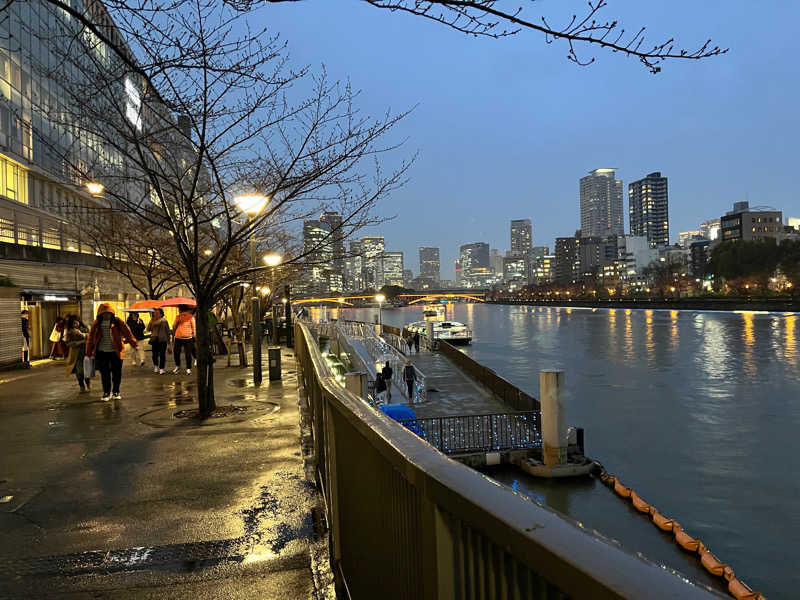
[83,356,96,378]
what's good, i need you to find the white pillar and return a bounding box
[540,370,567,466]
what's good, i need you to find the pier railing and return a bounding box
[439,340,539,411]
[294,321,724,600]
[398,411,541,455]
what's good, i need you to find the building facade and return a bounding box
[720,201,783,242]
[628,172,669,248]
[360,236,385,290]
[580,168,624,238]
[418,246,440,282]
[459,242,491,288]
[554,237,580,285]
[510,219,532,255]
[377,251,404,288]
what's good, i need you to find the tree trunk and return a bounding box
[195,300,216,417]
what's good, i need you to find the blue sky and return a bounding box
[263,1,800,279]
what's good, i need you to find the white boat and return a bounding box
[422,304,445,319]
[406,320,472,344]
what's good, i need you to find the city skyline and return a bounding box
[268,2,800,280]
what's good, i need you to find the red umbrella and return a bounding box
[159,297,197,308]
[130,299,163,310]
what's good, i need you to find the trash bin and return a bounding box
[268,346,281,380]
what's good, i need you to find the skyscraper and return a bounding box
[459,242,491,288]
[418,247,440,281]
[360,236,385,289]
[319,211,345,271]
[302,219,333,295]
[580,169,624,238]
[378,251,404,287]
[628,172,669,248]
[554,236,580,285]
[510,219,532,255]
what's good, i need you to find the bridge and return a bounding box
[293,289,487,306]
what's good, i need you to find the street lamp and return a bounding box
[234,192,269,386]
[86,181,104,195]
[375,293,385,331]
[263,254,281,343]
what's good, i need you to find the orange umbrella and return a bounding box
[159,297,197,308]
[129,299,164,310]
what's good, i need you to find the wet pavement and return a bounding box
[0,351,332,598]
[405,350,506,418]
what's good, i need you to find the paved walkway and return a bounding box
[0,351,332,598]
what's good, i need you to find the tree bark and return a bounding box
[195,300,216,417]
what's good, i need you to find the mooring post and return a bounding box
[345,371,367,399]
[540,370,567,466]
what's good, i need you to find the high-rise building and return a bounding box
[628,172,669,248]
[554,237,580,285]
[510,219,532,255]
[302,219,333,295]
[699,218,721,241]
[418,246,440,281]
[720,201,783,242]
[377,251,404,287]
[343,240,363,291]
[490,248,504,275]
[503,255,527,288]
[360,236,384,289]
[580,169,624,238]
[319,211,345,274]
[459,242,491,288]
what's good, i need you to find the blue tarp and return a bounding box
[380,404,425,439]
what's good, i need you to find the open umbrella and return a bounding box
[159,297,197,308]
[129,299,163,310]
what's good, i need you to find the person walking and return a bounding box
[86,304,138,401]
[403,360,416,400]
[413,331,420,354]
[125,311,147,366]
[48,316,66,359]
[381,361,393,402]
[21,310,30,366]
[147,308,171,374]
[374,372,387,404]
[171,304,195,375]
[64,315,91,392]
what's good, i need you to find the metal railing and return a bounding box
[398,411,541,455]
[294,321,725,600]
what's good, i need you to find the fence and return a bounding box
[439,340,539,411]
[398,411,541,455]
[294,321,724,600]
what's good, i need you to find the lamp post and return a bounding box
[375,293,385,332]
[263,254,281,343]
[234,193,269,386]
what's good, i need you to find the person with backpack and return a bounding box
[171,304,196,375]
[381,361,393,401]
[125,311,147,366]
[86,304,138,401]
[413,331,421,353]
[374,372,387,404]
[403,360,416,400]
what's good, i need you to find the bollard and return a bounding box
[540,370,567,466]
[345,371,367,399]
[268,346,282,381]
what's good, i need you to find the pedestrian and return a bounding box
[64,315,90,392]
[147,308,171,374]
[403,360,416,400]
[381,361,393,401]
[86,303,138,401]
[20,310,30,366]
[171,304,196,375]
[374,372,387,404]
[48,316,66,359]
[413,331,420,353]
[125,311,147,366]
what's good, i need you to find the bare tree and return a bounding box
[31,0,411,415]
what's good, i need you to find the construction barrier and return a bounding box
[597,468,766,600]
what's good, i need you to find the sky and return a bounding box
[262,1,800,279]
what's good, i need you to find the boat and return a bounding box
[422,304,445,319]
[406,320,472,344]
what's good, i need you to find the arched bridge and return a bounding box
[293,290,486,306]
[398,293,485,304]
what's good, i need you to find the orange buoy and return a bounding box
[700,548,727,577]
[651,511,675,531]
[630,491,652,514]
[674,527,701,552]
[613,479,632,497]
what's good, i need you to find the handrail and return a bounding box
[295,321,726,600]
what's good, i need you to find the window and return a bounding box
[0,153,28,204]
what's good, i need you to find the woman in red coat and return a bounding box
[86,304,138,401]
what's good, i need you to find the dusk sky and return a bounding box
[266,1,800,279]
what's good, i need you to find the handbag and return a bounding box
[83,356,96,378]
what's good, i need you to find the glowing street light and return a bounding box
[86,181,104,195]
[263,253,281,267]
[260,287,270,296]
[375,293,385,330]
[233,193,269,216]
[203,249,213,256]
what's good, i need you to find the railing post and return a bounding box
[540,370,567,466]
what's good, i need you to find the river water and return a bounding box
[333,303,798,597]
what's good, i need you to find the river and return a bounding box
[330,303,798,598]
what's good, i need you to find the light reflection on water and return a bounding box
[339,303,800,597]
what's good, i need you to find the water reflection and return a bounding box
[786,315,797,365]
[741,312,756,378]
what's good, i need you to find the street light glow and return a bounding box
[203,249,213,256]
[86,182,104,195]
[233,193,269,215]
[375,294,386,303]
[263,253,281,266]
[260,287,270,296]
